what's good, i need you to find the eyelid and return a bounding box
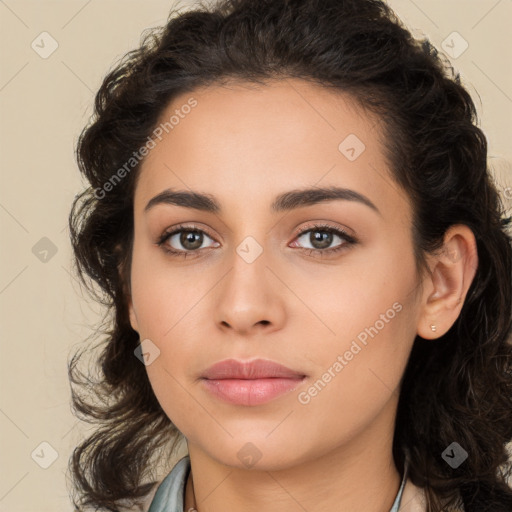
[157,222,218,246]
[291,221,356,242]
[156,221,358,256]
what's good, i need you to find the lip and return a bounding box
[201,358,306,380]
[200,358,307,406]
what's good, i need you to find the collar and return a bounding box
[144,455,438,512]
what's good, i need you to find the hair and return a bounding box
[67,0,512,510]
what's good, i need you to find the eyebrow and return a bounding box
[144,186,381,215]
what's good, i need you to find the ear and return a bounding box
[417,224,478,339]
[128,297,139,333]
[115,242,139,333]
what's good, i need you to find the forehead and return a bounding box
[134,78,409,218]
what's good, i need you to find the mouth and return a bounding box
[200,358,307,406]
[201,357,306,379]
[201,376,307,406]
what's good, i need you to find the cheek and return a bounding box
[129,234,205,339]
[129,238,211,414]
[306,243,415,339]
[290,279,417,457]
[301,244,419,395]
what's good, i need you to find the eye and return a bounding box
[290,223,357,257]
[156,222,357,259]
[156,223,219,258]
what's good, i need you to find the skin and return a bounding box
[127,78,478,512]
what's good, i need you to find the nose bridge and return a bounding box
[228,231,271,294]
[235,232,266,266]
[213,227,285,332]
[222,207,272,269]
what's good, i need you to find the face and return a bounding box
[128,78,424,471]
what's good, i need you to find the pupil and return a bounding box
[312,231,332,249]
[181,231,202,250]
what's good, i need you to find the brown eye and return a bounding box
[156,224,220,257]
[302,230,336,250]
[176,230,204,251]
[161,229,216,252]
[292,224,356,256]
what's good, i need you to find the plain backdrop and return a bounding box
[1,1,511,510]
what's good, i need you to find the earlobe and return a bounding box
[417,225,478,340]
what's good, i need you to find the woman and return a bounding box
[67,0,512,511]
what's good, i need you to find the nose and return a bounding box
[213,246,286,336]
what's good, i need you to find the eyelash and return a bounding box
[155,222,358,259]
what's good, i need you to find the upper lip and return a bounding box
[201,358,306,380]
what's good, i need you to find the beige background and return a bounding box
[1,1,511,510]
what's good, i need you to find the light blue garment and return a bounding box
[148,456,190,512]
[148,455,409,512]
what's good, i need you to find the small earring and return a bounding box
[430,324,437,332]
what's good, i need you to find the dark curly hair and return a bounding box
[67,0,512,510]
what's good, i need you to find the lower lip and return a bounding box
[201,377,305,406]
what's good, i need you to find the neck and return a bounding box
[184,397,402,512]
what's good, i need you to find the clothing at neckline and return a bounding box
[147,455,409,512]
